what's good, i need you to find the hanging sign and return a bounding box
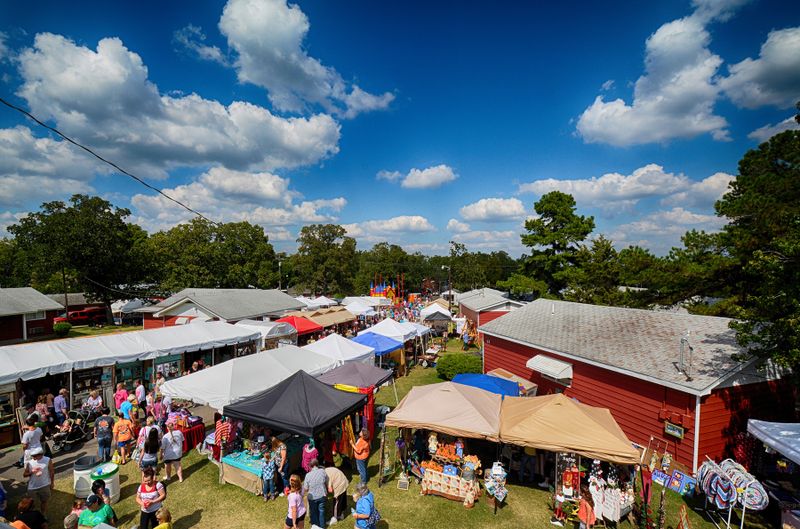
[664,421,685,439]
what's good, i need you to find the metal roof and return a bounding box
[46,292,98,307]
[479,298,750,395]
[151,288,304,321]
[460,291,522,312]
[0,288,63,317]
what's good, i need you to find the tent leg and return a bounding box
[392,378,399,406]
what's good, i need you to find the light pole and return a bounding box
[441,265,451,313]
[278,260,282,291]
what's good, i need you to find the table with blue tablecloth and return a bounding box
[219,437,305,494]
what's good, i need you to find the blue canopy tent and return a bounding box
[352,332,403,368]
[452,373,521,398]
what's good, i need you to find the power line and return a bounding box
[0,96,217,225]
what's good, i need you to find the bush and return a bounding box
[436,353,482,380]
[53,322,72,337]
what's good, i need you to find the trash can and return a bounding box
[91,463,119,503]
[73,455,97,498]
[90,462,120,504]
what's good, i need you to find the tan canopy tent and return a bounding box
[385,381,501,441]
[499,393,639,464]
[285,307,356,328]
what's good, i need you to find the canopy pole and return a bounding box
[211,347,215,366]
[392,377,399,406]
[69,370,74,409]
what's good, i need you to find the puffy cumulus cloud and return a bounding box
[403,243,447,253]
[342,215,435,238]
[16,33,340,179]
[748,116,800,142]
[446,218,471,233]
[0,126,99,206]
[215,0,394,117]
[376,164,458,189]
[608,206,725,253]
[450,229,522,253]
[0,32,8,61]
[131,168,345,232]
[0,211,27,238]
[720,27,800,109]
[519,164,733,212]
[459,197,526,222]
[173,25,228,65]
[576,5,736,146]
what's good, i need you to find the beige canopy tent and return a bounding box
[499,393,639,464]
[385,381,502,441]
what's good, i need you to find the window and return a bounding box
[25,311,46,321]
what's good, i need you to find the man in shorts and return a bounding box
[22,447,54,513]
[112,412,134,465]
[94,407,115,462]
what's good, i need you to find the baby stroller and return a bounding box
[52,410,93,453]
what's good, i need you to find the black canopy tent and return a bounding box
[316,363,393,388]
[223,370,367,437]
[423,311,452,322]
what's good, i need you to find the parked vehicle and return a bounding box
[54,306,107,326]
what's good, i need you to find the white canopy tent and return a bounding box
[296,296,324,310]
[0,322,261,385]
[360,318,416,343]
[303,333,375,366]
[342,296,391,308]
[343,300,376,316]
[234,319,297,348]
[312,296,339,307]
[111,298,146,314]
[159,345,337,411]
[421,303,452,319]
[748,419,800,465]
[408,322,432,337]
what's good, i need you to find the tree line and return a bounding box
[0,128,797,369]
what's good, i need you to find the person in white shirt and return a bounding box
[23,447,54,513]
[21,416,43,465]
[135,380,147,413]
[160,421,184,482]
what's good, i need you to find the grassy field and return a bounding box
[4,362,770,529]
[67,324,142,338]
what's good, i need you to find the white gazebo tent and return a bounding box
[234,319,298,349]
[748,419,800,465]
[312,296,339,307]
[360,318,416,343]
[344,301,376,317]
[303,333,375,366]
[420,303,451,319]
[296,296,324,310]
[159,345,337,411]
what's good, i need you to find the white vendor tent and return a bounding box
[421,303,451,319]
[303,333,375,365]
[296,296,324,310]
[312,296,339,307]
[748,419,800,465]
[408,322,432,337]
[235,319,298,348]
[159,345,337,411]
[360,318,416,343]
[342,296,391,308]
[344,300,376,316]
[0,322,261,385]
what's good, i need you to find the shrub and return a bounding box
[436,353,482,380]
[53,322,72,337]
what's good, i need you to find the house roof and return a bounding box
[0,288,63,317]
[479,298,750,396]
[46,293,100,307]
[149,288,303,321]
[460,291,522,312]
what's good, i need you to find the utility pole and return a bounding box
[442,265,451,313]
[278,260,282,291]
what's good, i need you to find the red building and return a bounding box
[138,288,304,329]
[0,288,64,344]
[480,299,795,472]
[457,288,524,328]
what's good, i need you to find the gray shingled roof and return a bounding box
[460,291,523,312]
[456,288,507,303]
[479,298,749,395]
[152,288,304,321]
[0,288,64,316]
[46,293,96,307]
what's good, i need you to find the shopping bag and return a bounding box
[111,450,121,464]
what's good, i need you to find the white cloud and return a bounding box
[0,211,27,238]
[519,164,733,212]
[342,215,435,238]
[174,25,228,65]
[748,116,800,142]
[197,167,297,207]
[403,243,447,254]
[459,198,526,222]
[446,218,470,233]
[16,33,340,180]
[375,170,402,182]
[601,79,614,91]
[0,126,99,206]
[0,32,8,62]
[720,27,800,109]
[608,206,725,253]
[377,164,458,189]
[215,0,394,117]
[264,228,294,242]
[450,229,522,253]
[576,4,737,146]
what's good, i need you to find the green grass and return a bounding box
[4,362,771,529]
[66,324,142,338]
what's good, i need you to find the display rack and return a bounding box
[421,468,479,507]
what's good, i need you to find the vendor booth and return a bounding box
[219,370,367,494]
[344,301,376,317]
[747,420,799,529]
[317,362,394,439]
[360,318,416,344]
[275,315,323,336]
[486,368,537,397]
[234,320,297,350]
[453,373,521,398]
[303,333,375,366]
[351,332,405,373]
[159,346,338,412]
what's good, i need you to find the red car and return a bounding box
[54,306,108,326]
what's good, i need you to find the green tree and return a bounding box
[715,130,800,368]
[148,218,276,291]
[496,273,548,298]
[9,195,151,321]
[521,191,595,296]
[449,242,488,291]
[562,235,623,305]
[294,224,357,295]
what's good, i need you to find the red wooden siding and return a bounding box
[24,310,59,338]
[0,315,23,341]
[460,305,478,324]
[484,335,698,468]
[699,380,797,463]
[143,314,204,329]
[478,311,508,326]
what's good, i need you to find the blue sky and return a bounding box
[1,0,799,255]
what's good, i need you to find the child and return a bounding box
[70,498,86,516]
[261,450,277,501]
[578,485,596,529]
[550,492,566,527]
[154,507,172,529]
